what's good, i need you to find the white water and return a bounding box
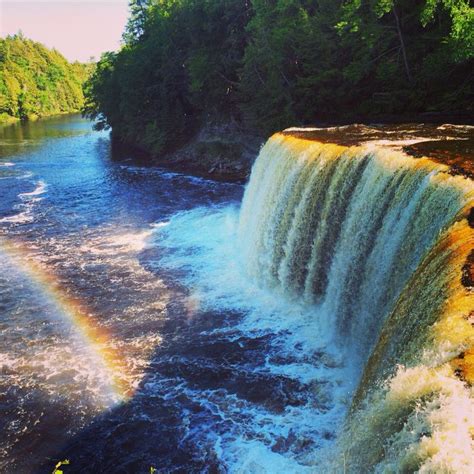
[239,135,472,370]
[152,205,351,471]
[233,133,474,472]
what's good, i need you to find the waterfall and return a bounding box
[239,133,474,472]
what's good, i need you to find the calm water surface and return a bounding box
[0,115,348,473]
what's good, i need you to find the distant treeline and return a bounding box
[85,0,473,154]
[0,34,93,123]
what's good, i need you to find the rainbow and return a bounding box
[0,237,131,404]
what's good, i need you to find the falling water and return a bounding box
[1,117,472,472]
[239,133,474,472]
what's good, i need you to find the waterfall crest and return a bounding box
[239,133,474,472]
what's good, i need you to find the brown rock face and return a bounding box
[462,249,474,289]
[404,139,474,179]
[452,348,474,385]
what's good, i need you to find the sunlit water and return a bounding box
[0,115,350,473]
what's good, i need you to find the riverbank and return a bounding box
[0,110,86,126]
[112,121,264,184]
[111,120,474,184]
[0,113,19,125]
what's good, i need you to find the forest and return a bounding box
[0,34,92,123]
[85,0,472,155]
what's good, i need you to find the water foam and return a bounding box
[19,180,47,200]
[152,205,351,471]
[0,179,47,225]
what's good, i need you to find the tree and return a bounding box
[84,0,473,156]
[0,35,91,123]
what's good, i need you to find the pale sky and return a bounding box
[0,0,130,62]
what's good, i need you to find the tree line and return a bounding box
[0,34,93,123]
[84,0,473,155]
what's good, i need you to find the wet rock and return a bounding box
[451,349,474,385]
[271,430,297,453]
[461,249,474,288]
[467,207,474,228]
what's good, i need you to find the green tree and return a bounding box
[83,0,473,157]
[0,35,92,123]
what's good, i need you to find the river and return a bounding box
[0,115,349,472]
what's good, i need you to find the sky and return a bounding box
[0,0,130,62]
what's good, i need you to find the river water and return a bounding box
[0,115,350,473]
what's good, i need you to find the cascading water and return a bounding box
[2,116,473,472]
[239,133,474,472]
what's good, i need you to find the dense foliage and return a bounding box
[85,0,473,154]
[0,34,92,123]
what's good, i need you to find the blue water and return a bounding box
[0,115,348,473]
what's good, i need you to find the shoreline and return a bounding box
[111,122,264,184]
[113,119,474,184]
[0,110,84,127]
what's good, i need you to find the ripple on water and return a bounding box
[1,115,350,473]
